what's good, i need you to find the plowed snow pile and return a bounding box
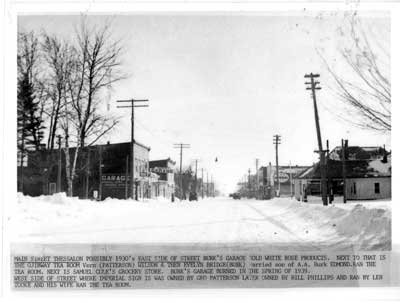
[259,198,391,250]
[9,193,391,250]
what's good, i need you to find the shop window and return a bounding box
[374,183,380,194]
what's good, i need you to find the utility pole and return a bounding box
[212,175,215,197]
[206,172,209,197]
[201,168,204,198]
[268,162,272,187]
[213,176,215,197]
[248,168,251,198]
[57,135,62,193]
[125,155,129,199]
[273,135,281,197]
[117,99,149,200]
[305,73,328,206]
[210,175,213,197]
[327,140,333,204]
[245,174,247,196]
[289,161,293,198]
[173,143,190,199]
[255,158,259,199]
[194,159,198,195]
[342,139,348,204]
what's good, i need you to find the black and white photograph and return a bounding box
[2,1,399,295]
[14,11,391,248]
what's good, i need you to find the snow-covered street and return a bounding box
[10,194,391,251]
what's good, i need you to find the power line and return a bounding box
[173,143,190,200]
[201,167,204,198]
[273,134,281,197]
[117,98,149,200]
[192,159,200,199]
[255,158,259,199]
[134,117,174,150]
[304,73,328,206]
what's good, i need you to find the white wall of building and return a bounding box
[294,177,391,201]
[346,177,391,200]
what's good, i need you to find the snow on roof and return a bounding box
[329,146,388,161]
[297,165,316,178]
[149,158,176,167]
[296,158,391,180]
[295,145,392,180]
[368,157,391,176]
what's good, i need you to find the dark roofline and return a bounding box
[24,141,152,160]
[330,145,387,150]
[296,175,391,180]
[149,158,176,165]
[329,145,389,156]
[294,158,390,180]
[133,140,151,151]
[258,165,311,169]
[97,140,151,151]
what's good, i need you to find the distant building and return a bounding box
[256,164,309,198]
[149,158,175,200]
[294,146,391,201]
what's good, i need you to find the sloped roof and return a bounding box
[97,141,151,151]
[297,166,315,179]
[297,158,390,179]
[329,146,389,161]
[149,158,176,168]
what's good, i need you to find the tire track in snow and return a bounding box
[242,201,323,250]
[243,202,296,235]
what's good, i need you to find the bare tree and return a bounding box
[17,31,39,83]
[41,34,75,150]
[60,86,78,197]
[59,17,125,196]
[57,17,125,196]
[18,17,126,196]
[69,18,124,148]
[319,14,390,132]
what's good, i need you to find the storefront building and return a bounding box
[256,164,309,198]
[149,158,175,200]
[18,141,153,200]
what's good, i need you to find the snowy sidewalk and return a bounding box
[9,194,391,250]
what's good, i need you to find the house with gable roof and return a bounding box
[294,146,391,201]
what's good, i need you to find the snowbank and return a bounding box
[9,194,391,250]
[17,192,80,205]
[261,198,391,250]
[335,205,391,250]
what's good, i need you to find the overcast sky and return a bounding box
[19,12,390,194]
